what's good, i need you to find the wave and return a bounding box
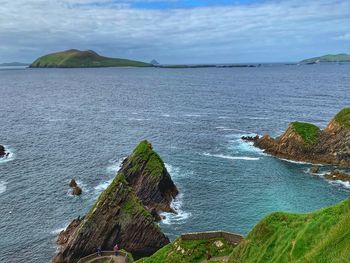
[0,146,15,164]
[128,118,151,121]
[0,181,7,195]
[51,225,68,235]
[203,152,259,161]
[328,180,350,190]
[279,158,317,165]
[246,116,270,120]
[162,114,171,117]
[160,192,191,225]
[94,158,125,193]
[184,114,201,117]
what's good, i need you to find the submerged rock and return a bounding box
[53,140,175,262]
[324,169,350,183]
[310,166,320,174]
[245,108,350,167]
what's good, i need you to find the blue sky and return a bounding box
[0,0,349,63]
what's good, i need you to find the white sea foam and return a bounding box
[0,181,7,195]
[94,158,124,193]
[161,193,191,225]
[162,114,171,117]
[279,158,314,165]
[128,117,151,121]
[203,152,259,161]
[184,114,201,117]
[246,116,270,120]
[51,226,67,235]
[328,180,350,189]
[0,146,15,164]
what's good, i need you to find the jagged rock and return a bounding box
[0,145,6,158]
[57,217,83,245]
[119,140,178,213]
[247,108,350,167]
[69,179,77,188]
[71,186,82,196]
[310,166,320,174]
[325,169,350,183]
[52,141,175,262]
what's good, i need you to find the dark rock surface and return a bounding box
[324,169,350,183]
[310,166,320,174]
[244,109,350,167]
[0,145,6,158]
[52,140,175,262]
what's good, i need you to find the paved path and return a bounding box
[77,251,127,263]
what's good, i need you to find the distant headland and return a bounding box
[301,53,350,63]
[29,49,152,68]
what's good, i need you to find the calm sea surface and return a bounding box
[1,64,350,262]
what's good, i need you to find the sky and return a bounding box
[0,0,350,64]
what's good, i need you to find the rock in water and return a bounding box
[0,145,5,158]
[325,169,350,183]
[69,179,77,188]
[310,166,320,174]
[52,141,174,262]
[71,186,82,196]
[247,108,350,167]
[119,140,178,213]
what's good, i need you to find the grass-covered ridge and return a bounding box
[290,122,320,145]
[30,49,152,68]
[137,237,236,263]
[301,53,350,63]
[229,197,350,263]
[129,140,166,178]
[334,107,350,130]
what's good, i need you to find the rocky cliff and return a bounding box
[243,108,350,166]
[0,145,5,158]
[53,140,177,263]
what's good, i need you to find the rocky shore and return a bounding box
[53,140,178,263]
[242,108,350,167]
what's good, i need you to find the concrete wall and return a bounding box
[180,231,243,245]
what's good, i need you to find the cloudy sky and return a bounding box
[1,0,349,63]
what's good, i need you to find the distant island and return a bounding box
[301,53,350,63]
[30,49,152,68]
[0,62,29,67]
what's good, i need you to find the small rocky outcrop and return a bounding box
[53,140,175,263]
[324,170,350,183]
[242,108,350,167]
[310,166,320,174]
[69,179,82,196]
[0,145,5,158]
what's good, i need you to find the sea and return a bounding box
[1,64,350,262]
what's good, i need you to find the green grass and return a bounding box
[229,197,350,263]
[334,108,350,129]
[301,53,350,63]
[137,237,236,263]
[30,49,152,68]
[290,122,320,145]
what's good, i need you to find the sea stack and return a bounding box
[52,140,177,263]
[243,108,350,166]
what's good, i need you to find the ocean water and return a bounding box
[1,64,350,262]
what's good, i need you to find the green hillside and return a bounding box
[290,122,320,145]
[229,197,350,263]
[301,53,350,63]
[30,49,152,68]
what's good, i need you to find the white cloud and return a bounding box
[0,0,349,63]
[335,33,350,40]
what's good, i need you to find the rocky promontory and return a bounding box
[243,108,350,166]
[53,140,177,263]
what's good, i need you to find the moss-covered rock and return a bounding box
[290,122,320,145]
[334,107,350,130]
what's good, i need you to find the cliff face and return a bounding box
[245,108,350,166]
[53,140,176,263]
[0,145,5,158]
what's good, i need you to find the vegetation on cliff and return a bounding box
[334,107,350,129]
[30,49,151,68]
[290,122,320,145]
[301,53,350,63]
[229,197,350,263]
[138,237,236,263]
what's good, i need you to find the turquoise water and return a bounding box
[0,65,350,262]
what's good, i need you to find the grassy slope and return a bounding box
[229,197,350,263]
[301,53,350,63]
[334,107,350,130]
[137,237,236,263]
[30,49,151,68]
[290,122,320,145]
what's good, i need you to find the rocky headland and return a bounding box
[53,140,178,263]
[242,108,350,167]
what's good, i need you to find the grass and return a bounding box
[334,108,350,129]
[229,197,350,263]
[301,53,350,63]
[30,49,152,68]
[290,122,320,145]
[136,237,236,263]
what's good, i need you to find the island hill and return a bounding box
[30,49,152,68]
[52,139,350,263]
[243,108,350,167]
[301,53,350,63]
